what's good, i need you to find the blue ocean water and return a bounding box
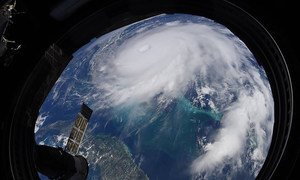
[35,13,273,180]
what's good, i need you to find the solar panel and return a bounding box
[65,103,93,155]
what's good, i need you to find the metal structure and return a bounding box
[65,103,93,155]
[35,103,92,179]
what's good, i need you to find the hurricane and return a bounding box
[35,14,274,179]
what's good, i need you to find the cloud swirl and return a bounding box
[45,14,274,179]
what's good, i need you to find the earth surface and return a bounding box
[35,14,274,180]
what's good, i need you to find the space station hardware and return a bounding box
[65,103,93,155]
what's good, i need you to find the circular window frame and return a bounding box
[8,0,293,179]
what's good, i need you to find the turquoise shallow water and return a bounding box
[179,97,222,121]
[108,95,222,162]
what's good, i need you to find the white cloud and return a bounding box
[191,89,273,178]
[34,112,48,133]
[91,23,251,106]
